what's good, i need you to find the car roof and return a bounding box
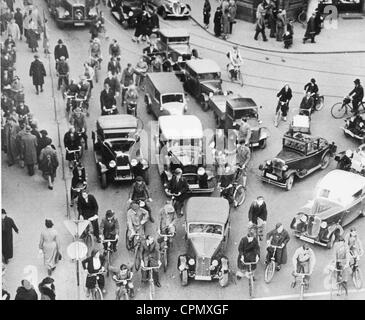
[159,28,189,38]
[227,97,257,110]
[186,59,221,74]
[159,115,203,139]
[185,197,229,224]
[147,72,184,94]
[97,115,138,130]
[317,169,365,196]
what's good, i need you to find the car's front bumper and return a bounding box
[56,19,93,26]
[188,185,215,194]
[258,173,287,188]
[293,232,327,247]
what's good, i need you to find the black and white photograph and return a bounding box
[1,0,365,306]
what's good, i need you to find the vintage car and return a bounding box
[341,114,365,144]
[209,93,269,149]
[91,115,149,188]
[290,170,365,248]
[258,131,337,190]
[182,59,223,111]
[335,144,365,176]
[156,28,191,63]
[177,197,231,286]
[149,0,191,19]
[144,72,188,118]
[46,0,98,28]
[110,0,145,29]
[156,115,216,194]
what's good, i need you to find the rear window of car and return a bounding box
[189,223,222,235]
[162,94,184,104]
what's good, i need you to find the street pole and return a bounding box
[76,222,80,300]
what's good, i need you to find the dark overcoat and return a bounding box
[2,216,19,260]
[29,59,46,86]
[21,131,37,165]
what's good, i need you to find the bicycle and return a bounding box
[141,265,161,300]
[240,258,258,298]
[219,166,246,208]
[312,93,325,111]
[64,93,77,119]
[101,238,118,277]
[125,230,145,271]
[292,272,311,300]
[228,64,243,87]
[66,147,82,169]
[274,100,289,127]
[350,253,363,289]
[158,232,175,273]
[87,269,105,300]
[114,276,133,300]
[248,222,265,242]
[331,96,365,119]
[264,245,282,283]
[328,261,348,298]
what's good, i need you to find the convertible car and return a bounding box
[290,170,365,248]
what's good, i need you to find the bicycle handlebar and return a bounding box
[101,238,118,243]
[87,270,105,277]
[158,232,175,238]
[141,266,160,271]
[241,258,259,265]
[113,277,132,284]
[66,147,81,153]
[293,272,311,277]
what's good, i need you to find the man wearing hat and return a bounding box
[38,277,56,300]
[21,124,37,176]
[292,243,316,288]
[54,39,69,70]
[127,202,149,242]
[3,116,20,166]
[265,222,290,271]
[70,106,88,150]
[128,176,153,222]
[2,208,19,264]
[100,210,120,252]
[29,54,46,94]
[165,168,189,217]
[56,56,69,90]
[349,79,364,115]
[158,201,177,242]
[237,230,260,280]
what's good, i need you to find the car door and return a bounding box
[341,188,365,226]
[153,89,161,118]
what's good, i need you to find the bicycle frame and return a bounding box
[293,272,310,300]
[141,265,160,300]
[241,258,258,298]
[87,270,105,300]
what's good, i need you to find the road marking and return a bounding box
[253,288,365,300]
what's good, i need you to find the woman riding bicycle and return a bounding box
[82,249,106,297]
[110,264,135,299]
[63,125,82,169]
[276,83,293,122]
[227,45,243,84]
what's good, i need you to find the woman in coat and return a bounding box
[82,249,105,296]
[27,19,38,52]
[265,223,290,269]
[29,54,46,94]
[228,0,237,34]
[221,8,230,39]
[276,9,286,42]
[39,219,61,276]
[2,209,19,264]
[213,6,222,37]
[38,277,56,300]
[3,117,20,166]
[237,231,260,278]
[303,12,316,43]
[203,0,211,29]
[39,141,59,190]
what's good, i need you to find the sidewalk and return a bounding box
[186,0,365,53]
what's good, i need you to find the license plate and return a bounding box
[189,184,199,189]
[251,142,259,147]
[265,173,278,180]
[300,235,315,244]
[74,23,85,26]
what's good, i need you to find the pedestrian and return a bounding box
[54,39,69,69]
[221,0,229,12]
[107,57,121,77]
[108,38,121,58]
[276,9,285,42]
[283,19,294,49]
[22,9,30,41]
[120,64,135,106]
[14,8,23,40]
[2,208,19,264]
[303,12,316,43]
[27,19,38,52]
[38,277,56,300]
[203,0,211,29]
[254,13,268,41]
[228,0,237,34]
[141,235,161,287]
[37,129,51,160]
[14,279,38,300]
[77,190,100,240]
[267,1,277,38]
[213,6,222,37]
[1,8,13,36]
[21,125,37,176]
[3,116,20,166]
[221,8,230,39]
[39,219,61,276]
[265,222,290,270]
[29,54,46,94]
[314,8,323,35]
[256,0,267,19]
[39,140,59,190]
[6,18,20,40]
[43,21,50,56]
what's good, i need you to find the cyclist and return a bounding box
[134,56,148,88]
[218,164,236,205]
[337,150,353,171]
[63,125,82,169]
[77,76,91,108]
[110,264,135,299]
[100,210,119,253]
[292,243,316,288]
[236,230,260,280]
[100,82,117,115]
[235,140,251,189]
[70,162,86,207]
[157,201,177,248]
[265,222,290,271]
[128,176,154,222]
[126,202,149,243]
[276,83,292,122]
[56,56,69,91]
[304,78,319,107]
[82,249,106,297]
[89,38,102,69]
[227,45,243,84]
[248,196,267,239]
[345,227,364,258]
[165,168,189,217]
[141,235,162,287]
[70,107,88,150]
[77,190,100,240]
[333,236,351,295]
[83,62,95,92]
[109,39,121,59]
[299,91,314,115]
[348,79,364,114]
[124,83,139,115]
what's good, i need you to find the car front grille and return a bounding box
[272,158,284,177]
[196,257,211,278]
[73,6,84,20]
[307,216,321,237]
[172,3,182,15]
[116,155,130,175]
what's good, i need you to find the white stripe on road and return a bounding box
[253,288,365,300]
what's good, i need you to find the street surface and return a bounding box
[2,1,365,300]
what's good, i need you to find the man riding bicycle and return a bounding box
[128,176,153,222]
[89,38,102,64]
[304,78,319,106]
[345,227,364,260]
[348,79,364,114]
[70,107,88,150]
[141,235,162,288]
[63,125,82,169]
[157,201,176,248]
[299,91,315,115]
[292,243,316,288]
[100,210,120,253]
[70,162,86,207]
[236,117,252,146]
[56,56,69,90]
[227,45,243,83]
[126,202,149,244]
[109,264,135,299]
[333,236,351,295]
[265,222,290,271]
[276,84,293,122]
[248,196,267,240]
[236,230,260,280]
[77,76,91,110]
[235,139,251,188]
[165,168,189,217]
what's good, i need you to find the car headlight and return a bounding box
[109,160,116,168]
[64,10,70,16]
[282,165,288,171]
[320,221,327,228]
[209,92,214,98]
[197,167,205,176]
[130,159,138,167]
[128,11,134,17]
[211,259,218,267]
[300,214,308,223]
[266,160,272,166]
[188,258,195,266]
[177,56,183,63]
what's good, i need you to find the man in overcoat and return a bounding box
[2,208,19,264]
[303,12,316,43]
[21,125,37,175]
[265,222,290,270]
[29,54,46,94]
[3,116,20,166]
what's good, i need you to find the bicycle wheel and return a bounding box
[93,287,103,300]
[331,102,347,119]
[300,284,305,300]
[149,281,155,300]
[248,277,254,298]
[106,252,110,277]
[315,96,324,111]
[233,185,246,207]
[134,247,141,271]
[125,229,133,251]
[264,261,276,284]
[352,268,363,289]
[161,251,168,273]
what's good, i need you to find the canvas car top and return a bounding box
[210,94,241,115]
[97,115,138,130]
[159,115,203,140]
[185,197,229,224]
[147,72,184,95]
[159,28,189,39]
[227,97,257,111]
[186,59,221,75]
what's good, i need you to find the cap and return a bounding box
[275,222,283,229]
[174,168,183,174]
[106,210,114,218]
[40,129,48,136]
[58,39,63,44]
[135,176,144,182]
[41,277,54,285]
[354,78,360,84]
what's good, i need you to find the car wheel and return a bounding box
[100,173,107,189]
[285,174,294,191]
[202,101,209,112]
[180,270,188,286]
[320,152,331,170]
[327,233,336,249]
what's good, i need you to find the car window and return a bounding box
[167,37,189,43]
[234,108,258,120]
[161,94,184,104]
[283,137,306,153]
[189,223,223,235]
[198,73,220,81]
[353,189,363,200]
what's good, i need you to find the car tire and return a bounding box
[327,233,336,249]
[181,269,188,286]
[285,174,294,191]
[202,101,209,112]
[100,173,107,189]
[320,152,331,170]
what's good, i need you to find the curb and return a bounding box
[189,16,365,55]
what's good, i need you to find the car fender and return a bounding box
[98,161,108,174]
[324,223,344,241]
[259,127,269,140]
[144,94,151,106]
[283,169,297,179]
[201,92,209,102]
[185,4,191,11]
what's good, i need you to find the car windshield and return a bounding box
[106,139,135,153]
[189,223,223,235]
[167,37,189,43]
[198,73,221,81]
[168,138,202,148]
[161,93,184,104]
[311,197,343,215]
[234,108,258,119]
[315,187,350,206]
[168,143,202,166]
